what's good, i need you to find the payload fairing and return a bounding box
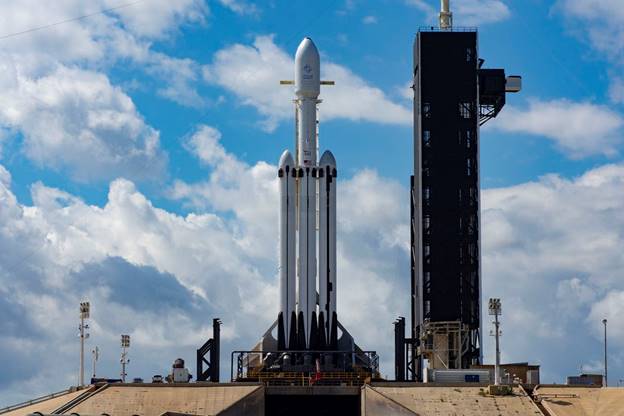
[277,38,338,351]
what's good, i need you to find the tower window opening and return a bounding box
[459,102,473,119]
[423,102,432,118]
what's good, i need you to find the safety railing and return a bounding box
[231,350,379,383]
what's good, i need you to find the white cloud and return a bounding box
[489,98,624,158]
[0,1,210,181]
[107,0,208,39]
[0,165,10,187]
[588,291,624,346]
[217,0,260,16]
[557,1,624,104]
[406,0,510,26]
[454,0,510,26]
[146,53,205,107]
[362,15,378,24]
[558,0,624,62]
[608,76,624,104]
[203,35,411,132]
[481,163,624,368]
[0,65,166,182]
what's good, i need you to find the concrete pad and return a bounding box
[535,386,624,416]
[0,388,90,416]
[370,385,543,416]
[361,386,418,416]
[61,384,263,416]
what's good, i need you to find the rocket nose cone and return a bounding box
[296,37,319,60]
[319,150,336,168]
[279,149,295,168]
[295,37,320,97]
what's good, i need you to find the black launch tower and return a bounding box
[395,26,520,381]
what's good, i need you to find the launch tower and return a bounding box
[399,0,521,381]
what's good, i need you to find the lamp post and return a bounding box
[92,346,99,380]
[121,334,130,383]
[79,302,90,387]
[603,319,608,387]
[489,298,502,385]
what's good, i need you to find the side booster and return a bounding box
[277,38,338,351]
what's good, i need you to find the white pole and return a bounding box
[92,346,99,379]
[603,319,608,387]
[78,302,89,386]
[120,335,130,382]
[489,298,502,386]
[494,312,501,385]
[439,0,453,29]
[79,314,85,386]
[121,347,127,382]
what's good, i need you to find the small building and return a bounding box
[472,362,540,384]
[567,373,603,386]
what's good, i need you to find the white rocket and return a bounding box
[278,37,337,350]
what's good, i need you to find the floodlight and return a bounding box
[488,298,501,315]
[80,301,90,319]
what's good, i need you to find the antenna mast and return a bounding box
[440,0,453,29]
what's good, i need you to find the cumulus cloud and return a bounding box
[608,76,624,104]
[489,98,624,158]
[481,163,624,374]
[217,0,260,16]
[107,0,207,39]
[406,0,510,26]
[0,165,10,186]
[557,1,624,104]
[0,66,166,181]
[0,0,209,181]
[202,35,411,131]
[557,0,624,62]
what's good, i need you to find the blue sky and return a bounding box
[1,0,624,405]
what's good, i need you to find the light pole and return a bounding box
[92,346,99,380]
[489,298,502,385]
[79,302,90,387]
[603,319,608,387]
[120,334,130,383]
